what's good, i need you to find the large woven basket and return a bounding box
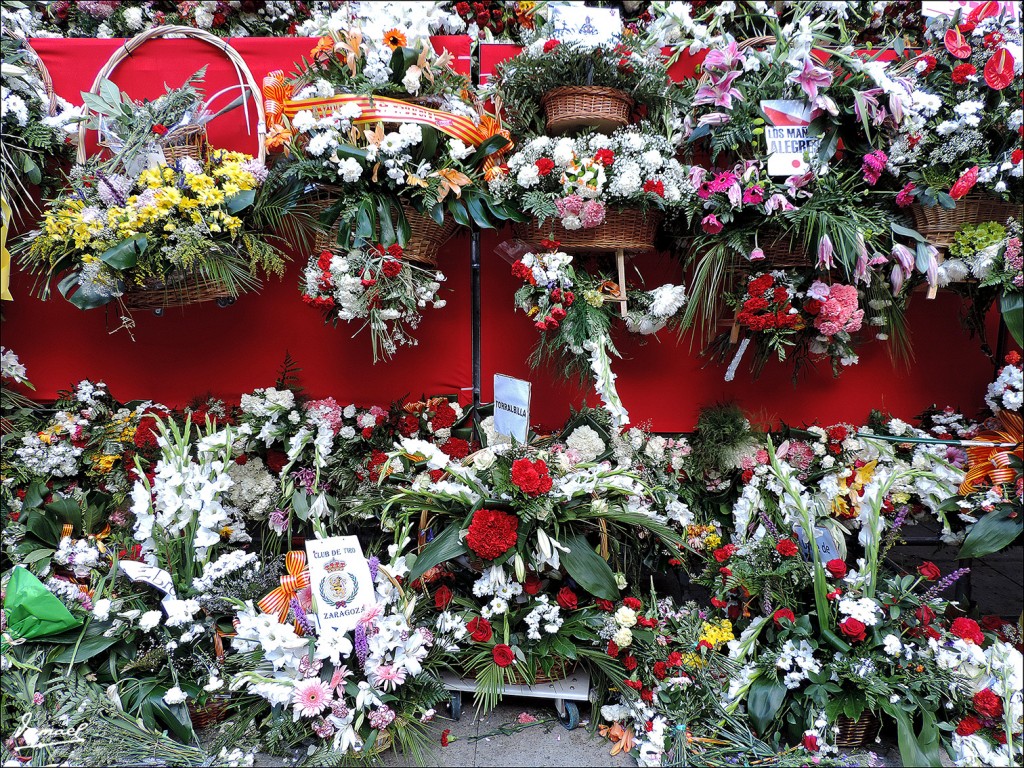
[311,188,456,267]
[541,86,633,135]
[506,658,573,687]
[909,193,1020,250]
[733,228,812,276]
[835,712,880,749]
[121,272,241,311]
[513,208,662,254]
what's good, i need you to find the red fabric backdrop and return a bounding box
[3,37,1006,430]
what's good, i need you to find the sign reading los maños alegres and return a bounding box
[305,536,375,634]
[761,99,822,177]
[494,374,531,443]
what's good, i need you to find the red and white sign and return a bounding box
[762,99,821,176]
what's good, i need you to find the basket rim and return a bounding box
[541,84,635,106]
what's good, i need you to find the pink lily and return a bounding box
[694,69,744,110]
[817,234,835,270]
[788,57,833,102]
[890,264,905,295]
[703,40,745,73]
[727,183,743,207]
[697,112,731,127]
[764,194,796,214]
[891,244,914,273]
[688,166,707,189]
[926,246,939,287]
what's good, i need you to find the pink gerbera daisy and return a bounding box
[369,664,408,692]
[293,678,331,718]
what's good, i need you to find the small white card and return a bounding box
[548,4,621,43]
[762,100,821,176]
[305,536,375,634]
[118,560,176,597]
[494,374,531,443]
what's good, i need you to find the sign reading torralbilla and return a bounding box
[494,374,531,444]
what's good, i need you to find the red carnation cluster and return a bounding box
[466,508,519,560]
[510,457,553,497]
[951,616,984,645]
[736,274,804,333]
[952,62,977,84]
[430,401,458,430]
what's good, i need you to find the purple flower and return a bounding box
[764,193,796,214]
[788,57,833,102]
[291,598,316,637]
[354,623,369,668]
[269,508,289,535]
[368,556,380,582]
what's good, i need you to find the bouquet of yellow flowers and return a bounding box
[20,150,298,311]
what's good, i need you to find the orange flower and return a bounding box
[311,35,335,62]
[265,124,294,155]
[383,28,408,50]
[432,168,471,200]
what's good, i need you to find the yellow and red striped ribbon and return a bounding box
[258,550,310,625]
[959,411,1023,496]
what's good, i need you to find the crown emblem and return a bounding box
[324,559,346,573]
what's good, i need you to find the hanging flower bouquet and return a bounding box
[511,245,688,426]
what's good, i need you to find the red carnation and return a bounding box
[623,655,638,671]
[713,544,737,562]
[152,123,168,136]
[511,261,533,281]
[434,585,453,609]
[917,561,941,581]
[535,158,555,176]
[550,306,567,321]
[441,728,452,747]
[919,54,937,75]
[607,640,620,657]
[467,616,493,643]
[265,449,288,475]
[952,63,977,84]
[594,148,614,167]
[510,457,553,497]
[381,259,402,278]
[466,508,519,560]
[773,608,796,627]
[492,644,515,668]
[1012,148,1024,165]
[667,651,683,667]
[431,401,458,430]
[595,598,615,612]
[540,238,561,250]
[556,587,578,611]
[543,39,560,53]
[622,597,642,610]
[775,539,799,557]
[974,688,1003,719]
[440,437,470,460]
[825,559,847,579]
[643,179,665,197]
[652,661,668,680]
[839,617,867,642]
[956,715,983,737]
[951,617,984,645]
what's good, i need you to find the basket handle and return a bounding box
[76,25,266,165]
[10,31,59,118]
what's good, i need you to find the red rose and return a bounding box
[951,617,984,645]
[915,605,936,625]
[917,561,941,581]
[381,259,402,278]
[151,123,168,136]
[825,559,847,579]
[523,573,543,595]
[981,615,1007,632]
[556,587,578,611]
[622,597,642,610]
[956,715,983,737]
[466,508,519,560]
[543,39,560,53]
[802,733,819,753]
[434,585,453,609]
[974,688,1003,719]
[952,62,977,84]
[949,166,979,200]
[713,544,737,562]
[492,644,515,668]
[773,608,796,627]
[775,539,799,557]
[595,598,615,612]
[535,158,555,176]
[839,617,867,643]
[467,616,493,643]
[510,457,553,497]
[594,148,614,167]
[623,655,638,671]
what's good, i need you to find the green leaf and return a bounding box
[427,203,445,226]
[747,674,787,736]
[687,124,711,143]
[879,702,941,767]
[464,134,510,169]
[817,128,839,165]
[225,189,256,214]
[1000,291,1023,348]
[937,192,957,210]
[449,200,470,228]
[959,506,1022,559]
[915,241,931,273]
[99,235,147,270]
[465,195,493,229]
[50,632,120,663]
[25,509,63,547]
[388,47,418,82]
[891,222,926,243]
[146,691,195,743]
[559,534,618,601]
[45,497,83,531]
[377,199,396,245]
[407,525,468,584]
[418,126,438,164]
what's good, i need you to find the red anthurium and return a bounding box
[967,1,999,23]
[944,27,972,59]
[949,165,979,200]
[984,48,1015,90]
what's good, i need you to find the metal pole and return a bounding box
[471,228,482,410]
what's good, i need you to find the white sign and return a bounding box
[548,4,621,43]
[921,1,1019,19]
[305,536,375,634]
[762,100,821,176]
[493,374,532,443]
[118,560,176,596]
[794,525,841,563]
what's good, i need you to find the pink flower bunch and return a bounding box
[305,398,345,434]
[1005,237,1022,288]
[555,194,584,217]
[555,195,605,229]
[807,282,864,338]
[861,150,888,185]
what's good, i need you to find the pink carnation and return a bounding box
[813,284,863,338]
[581,200,606,228]
[555,194,585,217]
[861,150,888,186]
[895,182,916,207]
[305,398,344,434]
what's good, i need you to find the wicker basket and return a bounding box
[541,86,633,135]
[160,123,207,163]
[513,209,662,254]
[187,694,231,730]
[506,658,573,687]
[120,272,237,311]
[909,193,1020,250]
[835,712,881,749]
[311,189,456,267]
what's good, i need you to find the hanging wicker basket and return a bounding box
[835,712,881,749]
[513,208,662,254]
[909,193,1020,250]
[311,186,456,267]
[187,694,231,730]
[732,227,813,277]
[541,86,633,135]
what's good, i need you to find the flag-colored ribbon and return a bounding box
[959,411,1023,496]
[258,550,310,624]
[1,195,13,301]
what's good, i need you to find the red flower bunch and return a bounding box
[466,508,519,560]
[713,544,737,562]
[510,457,553,497]
[973,689,1003,719]
[951,617,984,645]
[440,437,470,460]
[952,62,977,84]
[956,715,983,736]
[736,273,804,334]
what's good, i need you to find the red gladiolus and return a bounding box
[949,166,979,200]
[839,617,867,642]
[467,616,493,642]
[492,644,515,668]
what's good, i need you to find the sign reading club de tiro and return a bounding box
[761,99,822,176]
[305,536,375,634]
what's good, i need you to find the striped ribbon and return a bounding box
[958,411,1023,496]
[258,550,310,624]
[1,195,12,301]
